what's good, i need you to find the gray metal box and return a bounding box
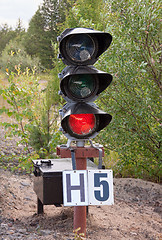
[32,158,97,205]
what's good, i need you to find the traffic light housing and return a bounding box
[58,28,112,66]
[59,65,112,103]
[58,28,113,140]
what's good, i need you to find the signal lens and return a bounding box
[68,74,96,99]
[69,114,96,136]
[66,34,96,63]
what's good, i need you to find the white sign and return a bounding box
[88,170,114,205]
[62,170,88,206]
[63,170,114,206]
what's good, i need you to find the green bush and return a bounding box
[0,68,64,171]
[61,0,161,182]
[0,39,42,73]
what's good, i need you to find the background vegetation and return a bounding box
[0,0,161,182]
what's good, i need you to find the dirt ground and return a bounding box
[0,169,161,240]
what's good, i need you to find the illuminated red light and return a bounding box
[69,114,96,135]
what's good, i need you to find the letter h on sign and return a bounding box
[63,170,88,206]
[66,173,85,202]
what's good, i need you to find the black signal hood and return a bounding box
[61,102,112,139]
[58,28,112,66]
[59,65,113,102]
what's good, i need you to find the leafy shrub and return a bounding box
[0,68,63,172]
[62,0,161,182]
[0,39,42,73]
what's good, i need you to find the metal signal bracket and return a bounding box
[57,139,104,169]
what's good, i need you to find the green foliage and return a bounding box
[0,20,26,56]
[0,39,41,73]
[62,0,162,182]
[0,71,38,145]
[26,81,63,158]
[95,0,161,182]
[0,67,63,171]
[64,0,105,29]
[0,152,40,174]
[25,43,66,158]
[16,153,40,174]
[0,24,16,56]
[23,8,51,69]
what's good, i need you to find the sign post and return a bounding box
[74,156,87,236]
[57,146,108,236]
[57,145,105,236]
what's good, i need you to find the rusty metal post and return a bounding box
[74,154,87,236]
[56,144,104,238]
[37,197,44,214]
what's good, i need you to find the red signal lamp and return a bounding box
[61,103,112,140]
[69,114,96,136]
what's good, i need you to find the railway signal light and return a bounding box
[58,28,113,140]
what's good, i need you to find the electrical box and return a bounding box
[32,158,97,206]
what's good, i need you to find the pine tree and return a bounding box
[24,0,73,69]
[0,24,16,56]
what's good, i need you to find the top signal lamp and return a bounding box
[58,28,112,66]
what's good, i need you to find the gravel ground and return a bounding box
[0,170,161,240]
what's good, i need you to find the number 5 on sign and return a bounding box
[88,170,114,205]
